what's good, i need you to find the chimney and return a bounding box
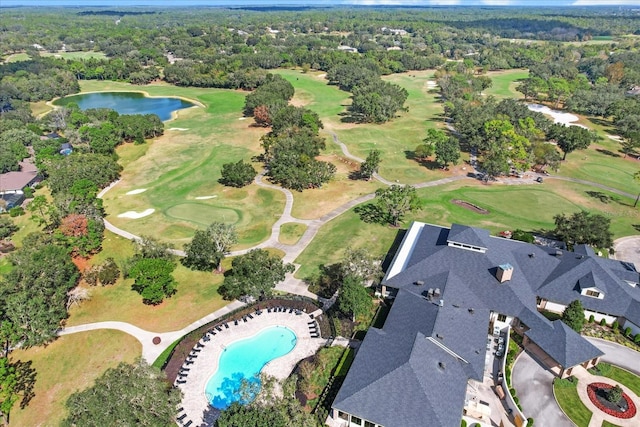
[496,263,513,283]
[434,288,441,297]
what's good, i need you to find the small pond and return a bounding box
[53,92,195,121]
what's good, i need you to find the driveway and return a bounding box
[613,236,640,271]
[511,351,573,427]
[586,337,640,376]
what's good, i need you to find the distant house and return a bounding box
[337,45,358,53]
[0,193,25,212]
[330,222,639,427]
[59,142,73,156]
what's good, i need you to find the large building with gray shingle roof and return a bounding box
[330,222,639,427]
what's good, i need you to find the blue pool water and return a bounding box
[205,326,297,409]
[53,92,195,121]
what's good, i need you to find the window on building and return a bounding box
[586,290,600,298]
[338,411,349,420]
[351,416,362,426]
[364,422,376,427]
[497,314,507,322]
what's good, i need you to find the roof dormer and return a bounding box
[446,224,489,253]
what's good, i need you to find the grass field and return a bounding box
[554,378,592,427]
[483,69,529,99]
[295,178,640,278]
[66,231,228,331]
[9,330,141,427]
[3,52,30,63]
[279,223,307,245]
[73,81,285,248]
[40,51,107,61]
[592,363,640,397]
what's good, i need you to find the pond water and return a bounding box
[53,92,195,121]
[205,326,297,410]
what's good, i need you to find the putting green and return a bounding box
[165,203,241,226]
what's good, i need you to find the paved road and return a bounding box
[586,337,640,376]
[512,351,574,427]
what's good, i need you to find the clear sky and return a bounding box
[2,0,639,7]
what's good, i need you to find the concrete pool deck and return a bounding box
[175,310,325,426]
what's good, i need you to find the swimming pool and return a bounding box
[205,326,297,409]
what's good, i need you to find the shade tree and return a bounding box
[182,222,237,272]
[219,249,294,300]
[219,160,257,188]
[553,210,613,249]
[358,149,381,180]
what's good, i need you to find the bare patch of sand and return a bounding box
[195,196,217,200]
[117,209,155,219]
[126,188,147,195]
[168,127,189,131]
[238,117,247,120]
[527,104,588,128]
[426,80,437,89]
[317,73,327,80]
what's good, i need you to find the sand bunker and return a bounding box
[126,188,147,195]
[168,127,188,131]
[317,73,327,79]
[238,117,247,120]
[527,104,588,128]
[195,195,217,200]
[451,199,489,215]
[118,209,155,219]
[426,80,437,89]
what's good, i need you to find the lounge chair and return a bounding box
[176,379,186,384]
[256,310,262,315]
[185,360,194,365]
[247,313,254,319]
[295,310,302,315]
[289,307,294,313]
[196,342,204,349]
[242,316,247,322]
[234,319,238,326]
[224,323,229,329]
[177,413,187,422]
[216,325,222,332]
[180,367,190,372]
[267,307,272,313]
[203,335,210,342]
[192,348,201,353]
[184,421,192,427]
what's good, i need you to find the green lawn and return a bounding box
[553,378,592,427]
[591,363,640,397]
[9,330,141,427]
[75,81,285,248]
[483,69,529,99]
[295,178,640,278]
[279,222,307,245]
[41,50,107,61]
[602,421,621,427]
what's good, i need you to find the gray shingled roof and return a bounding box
[446,223,490,249]
[335,222,639,427]
[525,320,604,367]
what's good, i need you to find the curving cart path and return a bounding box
[65,129,640,365]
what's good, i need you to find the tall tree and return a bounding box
[182,222,237,272]
[0,357,36,425]
[219,160,257,188]
[358,149,381,180]
[634,171,640,208]
[63,360,181,427]
[0,240,78,347]
[553,211,613,249]
[220,249,294,300]
[434,137,461,169]
[548,124,597,160]
[337,275,373,319]
[128,258,177,305]
[374,185,419,227]
[562,300,585,333]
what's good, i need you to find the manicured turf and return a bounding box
[74,81,286,248]
[554,378,592,427]
[41,50,107,60]
[3,52,30,62]
[295,178,640,278]
[66,231,228,331]
[9,330,141,427]
[483,69,529,99]
[279,222,307,245]
[593,363,640,397]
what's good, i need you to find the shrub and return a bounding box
[22,186,34,198]
[509,387,516,397]
[461,420,467,427]
[600,318,607,326]
[513,396,519,405]
[624,327,632,337]
[8,206,24,217]
[606,385,623,403]
[527,417,534,426]
[634,334,640,344]
[612,320,619,330]
[588,314,595,323]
